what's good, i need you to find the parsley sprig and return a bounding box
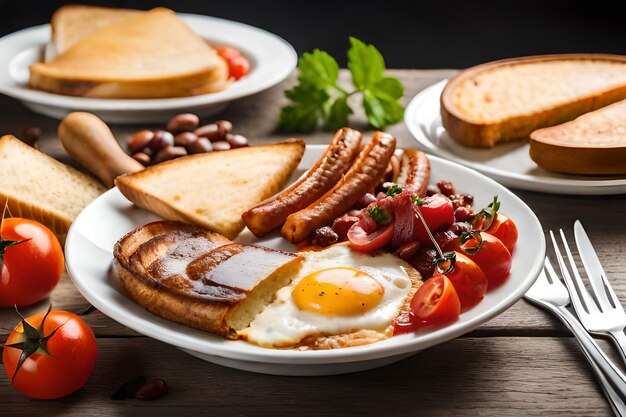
[277,37,404,132]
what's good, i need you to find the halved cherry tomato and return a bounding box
[3,309,97,399]
[411,275,461,324]
[435,252,487,311]
[445,232,512,290]
[413,194,455,245]
[347,222,394,252]
[0,218,64,307]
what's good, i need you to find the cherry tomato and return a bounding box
[413,194,455,245]
[445,232,512,290]
[228,55,250,80]
[435,252,487,311]
[410,275,461,324]
[483,212,518,253]
[0,218,64,307]
[216,47,250,80]
[347,222,394,252]
[3,310,97,399]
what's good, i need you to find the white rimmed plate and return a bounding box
[404,80,626,195]
[0,14,297,123]
[65,145,545,376]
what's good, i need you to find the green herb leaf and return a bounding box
[386,184,403,197]
[277,37,404,132]
[412,195,424,206]
[367,205,393,225]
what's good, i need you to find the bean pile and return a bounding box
[127,113,249,165]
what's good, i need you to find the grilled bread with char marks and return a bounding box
[113,221,302,338]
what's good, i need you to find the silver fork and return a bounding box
[550,222,626,365]
[524,259,626,415]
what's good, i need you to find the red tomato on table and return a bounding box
[2,309,97,399]
[0,218,64,307]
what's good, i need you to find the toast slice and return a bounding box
[529,99,626,175]
[441,54,626,148]
[30,7,229,98]
[46,5,140,61]
[113,221,302,337]
[0,135,105,245]
[115,140,305,240]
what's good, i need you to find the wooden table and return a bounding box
[1,69,626,416]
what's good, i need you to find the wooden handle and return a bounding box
[58,112,144,187]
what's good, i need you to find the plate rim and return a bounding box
[404,79,626,195]
[0,13,297,111]
[65,145,545,364]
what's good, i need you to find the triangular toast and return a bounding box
[115,140,306,239]
[30,7,229,98]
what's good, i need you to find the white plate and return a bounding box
[65,145,545,376]
[0,14,297,123]
[404,80,626,195]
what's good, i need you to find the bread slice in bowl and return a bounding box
[46,5,140,61]
[30,7,229,98]
[113,221,303,338]
[115,140,305,240]
[529,98,626,175]
[441,54,626,148]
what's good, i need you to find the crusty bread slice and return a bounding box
[441,54,626,148]
[46,5,140,61]
[115,140,305,240]
[0,135,105,245]
[529,99,626,174]
[113,221,302,338]
[30,7,229,98]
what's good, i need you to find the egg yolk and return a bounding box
[292,267,385,316]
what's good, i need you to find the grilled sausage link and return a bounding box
[281,132,397,243]
[242,128,362,237]
[397,149,430,197]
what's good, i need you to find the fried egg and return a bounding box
[242,244,416,348]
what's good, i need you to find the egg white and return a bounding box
[242,244,412,347]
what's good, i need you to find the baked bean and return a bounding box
[225,133,248,149]
[174,131,198,147]
[128,130,154,153]
[314,226,339,247]
[409,248,437,279]
[141,147,154,157]
[166,113,200,134]
[454,206,474,222]
[450,221,472,235]
[111,375,147,400]
[215,119,233,136]
[394,241,421,261]
[20,126,41,146]
[437,180,456,197]
[148,130,174,151]
[131,152,151,166]
[135,378,168,401]
[211,141,231,151]
[189,137,213,154]
[332,215,359,238]
[194,124,222,141]
[153,146,187,163]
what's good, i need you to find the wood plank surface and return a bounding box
[1,69,625,415]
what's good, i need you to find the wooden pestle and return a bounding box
[58,112,144,187]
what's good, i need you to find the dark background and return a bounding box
[0,0,624,68]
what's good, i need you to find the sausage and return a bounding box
[281,132,397,243]
[242,128,362,237]
[397,149,430,197]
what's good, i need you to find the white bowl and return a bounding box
[65,145,545,375]
[0,13,297,123]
